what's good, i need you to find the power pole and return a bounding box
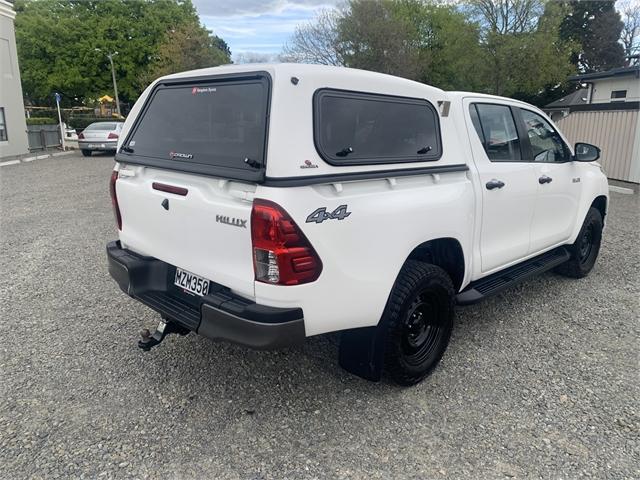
[106,53,121,118]
[54,92,66,151]
[96,48,121,117]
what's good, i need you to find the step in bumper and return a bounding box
[106,240,305,349]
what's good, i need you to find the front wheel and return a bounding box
[81,149,92,157]
[555,207,603,279]
[383,261,454,386]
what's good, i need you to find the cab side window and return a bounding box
[469,104,522,162]
[519,109,570,163]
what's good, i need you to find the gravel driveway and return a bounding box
[1,153,638,479]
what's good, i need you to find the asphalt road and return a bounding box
[1,153,638,479]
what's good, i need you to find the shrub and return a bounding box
[26,117,57,125]
[68,116,124,130]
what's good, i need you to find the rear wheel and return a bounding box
[81,149,92,157]
[555,207,603,278]
[383,261,454,386]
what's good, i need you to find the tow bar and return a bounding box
[138,318,190,351]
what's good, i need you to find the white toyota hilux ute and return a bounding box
[107,64,608,386]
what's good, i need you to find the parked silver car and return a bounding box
[78,122,124,156]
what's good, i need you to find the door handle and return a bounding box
[486,179,505,190]
[539,175,553,184]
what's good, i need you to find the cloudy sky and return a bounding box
[193,0,340,61]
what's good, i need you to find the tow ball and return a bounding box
[138,318,190,351]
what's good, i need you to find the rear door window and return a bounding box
[121,75,270,180]
[314,90,442,165]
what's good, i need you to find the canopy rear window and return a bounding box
[120,73,270,181]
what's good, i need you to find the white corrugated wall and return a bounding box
[555,110,640,183]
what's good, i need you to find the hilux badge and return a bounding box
[216,215,247,228]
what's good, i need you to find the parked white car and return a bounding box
[63,122,78,141]
[106,64,608,385]
[78,121,123,156]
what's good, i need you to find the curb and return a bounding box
[0,150,75,167]
[609,185,635,195]
[0,159,21,167]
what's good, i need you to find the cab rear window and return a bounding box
[313,89,442,165]
[121,74,270,180]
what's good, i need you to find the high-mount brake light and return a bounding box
[109,171,122,230]
[251,199,322,285]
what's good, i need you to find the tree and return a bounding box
[143,23,230,84]
[393,0,488,91]
[620,0,640,59]
[470,0,575,98]
[284,0,487,91]
[14,0,230,106]
[335,0,422,79]
[282,9,343,66]
[283,0,575,104]
[468,0,544,34]
[560,1,625,72]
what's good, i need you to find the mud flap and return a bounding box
[338,325,387,382]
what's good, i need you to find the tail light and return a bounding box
[251,199,322,285]
[78,132,85,139]
[109,171,122,230]
[108,132,119,139]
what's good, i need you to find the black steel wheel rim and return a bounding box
[401,291,445,366]
[579,224,594,263]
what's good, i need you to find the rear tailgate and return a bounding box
[112,72,272,298]
[116,167,256,298]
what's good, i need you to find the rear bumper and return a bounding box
[106,241,305,349]
[79,140,117,151]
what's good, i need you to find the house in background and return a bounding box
[545,65,640,184]
[574,65,640,105]
[545,88,588,122]
[0,0,29,159]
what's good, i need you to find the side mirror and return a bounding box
[574,142,600,162]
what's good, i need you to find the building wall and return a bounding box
[0,0,29,158]
[555,109,640,183]
[590,76,640,104]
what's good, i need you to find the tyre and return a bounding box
[555,207,603,279]
[383,261,455,386]
[81,149,92,157]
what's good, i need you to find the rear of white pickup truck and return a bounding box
[107,68,320,349]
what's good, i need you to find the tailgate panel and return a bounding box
[116,166,256,298]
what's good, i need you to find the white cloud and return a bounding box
[197,1,339,56]
[193,0,339,17]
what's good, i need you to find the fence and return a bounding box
[555,109,640,183]
[27,124,61,151]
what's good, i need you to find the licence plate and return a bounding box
[174,268,210,296]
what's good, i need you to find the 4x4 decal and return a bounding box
[306,205,351,224]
